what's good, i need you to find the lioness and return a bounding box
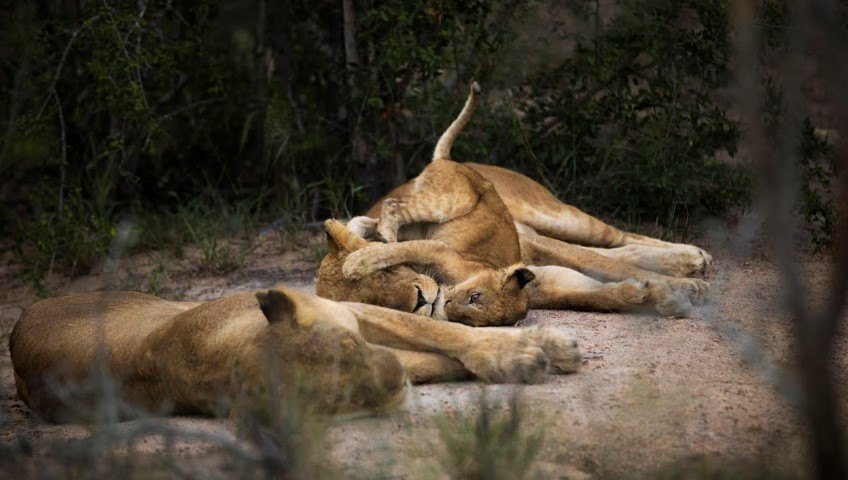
[10,287,579,423]
[318,83,708,325]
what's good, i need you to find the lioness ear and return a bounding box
[256,289,297,326]
[324,219,367,255]
[505,266,535,290]
[325,231,340,256]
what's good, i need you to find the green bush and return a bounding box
[438,390,544,480]
[798,118,837,250]
[482,0,750,225]
[2,0,763,287]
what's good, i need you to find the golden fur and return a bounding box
[341,157,535,327]
[317,219,446,320]
[318,83,709,325]
[10,288,580,423]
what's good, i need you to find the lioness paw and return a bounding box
[666,244,713,278]
[462,334,549,384]
[666,277,709,305]
[617,279,651,305]
[525,327,581,374]
[647,281,693,318]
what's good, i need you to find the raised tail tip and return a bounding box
[470,81,482,94]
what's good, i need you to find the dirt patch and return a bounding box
[0,232,844,478]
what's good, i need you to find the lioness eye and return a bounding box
[469,293,481,304]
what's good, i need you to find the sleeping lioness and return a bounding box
[9,287,579,423]
[318,83,708,326]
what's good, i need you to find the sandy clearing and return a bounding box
[0,234,844,478]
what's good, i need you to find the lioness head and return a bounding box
[317,220,447,320]
[253,288,407,415]
[443,265,535,327]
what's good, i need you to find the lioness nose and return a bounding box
[414,286,427,311]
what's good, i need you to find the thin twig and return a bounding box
[0,53,30,176]
[47,87,68,278]
[102,0,150,111]
[35,15,102,121]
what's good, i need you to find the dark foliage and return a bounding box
[0,0,766,285]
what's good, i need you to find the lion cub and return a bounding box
[333,83,707,324]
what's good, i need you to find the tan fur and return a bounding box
[368,163,712,279]
[318,220,447,320]
[345,157,534,327]
[317,83,710,323]
[9,288,580,423]
[466,163,714,278]
[433,82,481,161]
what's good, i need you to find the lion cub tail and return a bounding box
[432,81,481,162]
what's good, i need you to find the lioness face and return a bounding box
[256,289,407,415]
[317,220,447,320]
[443,265,535,327]
[363,268,446,320]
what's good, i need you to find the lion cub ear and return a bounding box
[256,289,297,326]
[505,266,535,290]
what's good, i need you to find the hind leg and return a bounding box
[375,160,480,242]
[520,233,708,308]
[579,244,710,278]
[509,200,712,278]
[346,216,379,240]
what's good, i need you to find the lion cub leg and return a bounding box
[376,161,480,242]
[525,266,694,317]
[376,194,476,242]
[346,216,379,240]
[522,327,582,374]
[615,231,713,277]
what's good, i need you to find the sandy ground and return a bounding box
[0,230,844,478]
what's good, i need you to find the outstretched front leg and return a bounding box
[373,347,471,384]
[345,302,581,383]
[525,266,693,317]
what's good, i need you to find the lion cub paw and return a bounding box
[342,247,381,279]
[524,327,581,374]
[461,332,549,384]
[376,198,405,243]
[346,216,379,240]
